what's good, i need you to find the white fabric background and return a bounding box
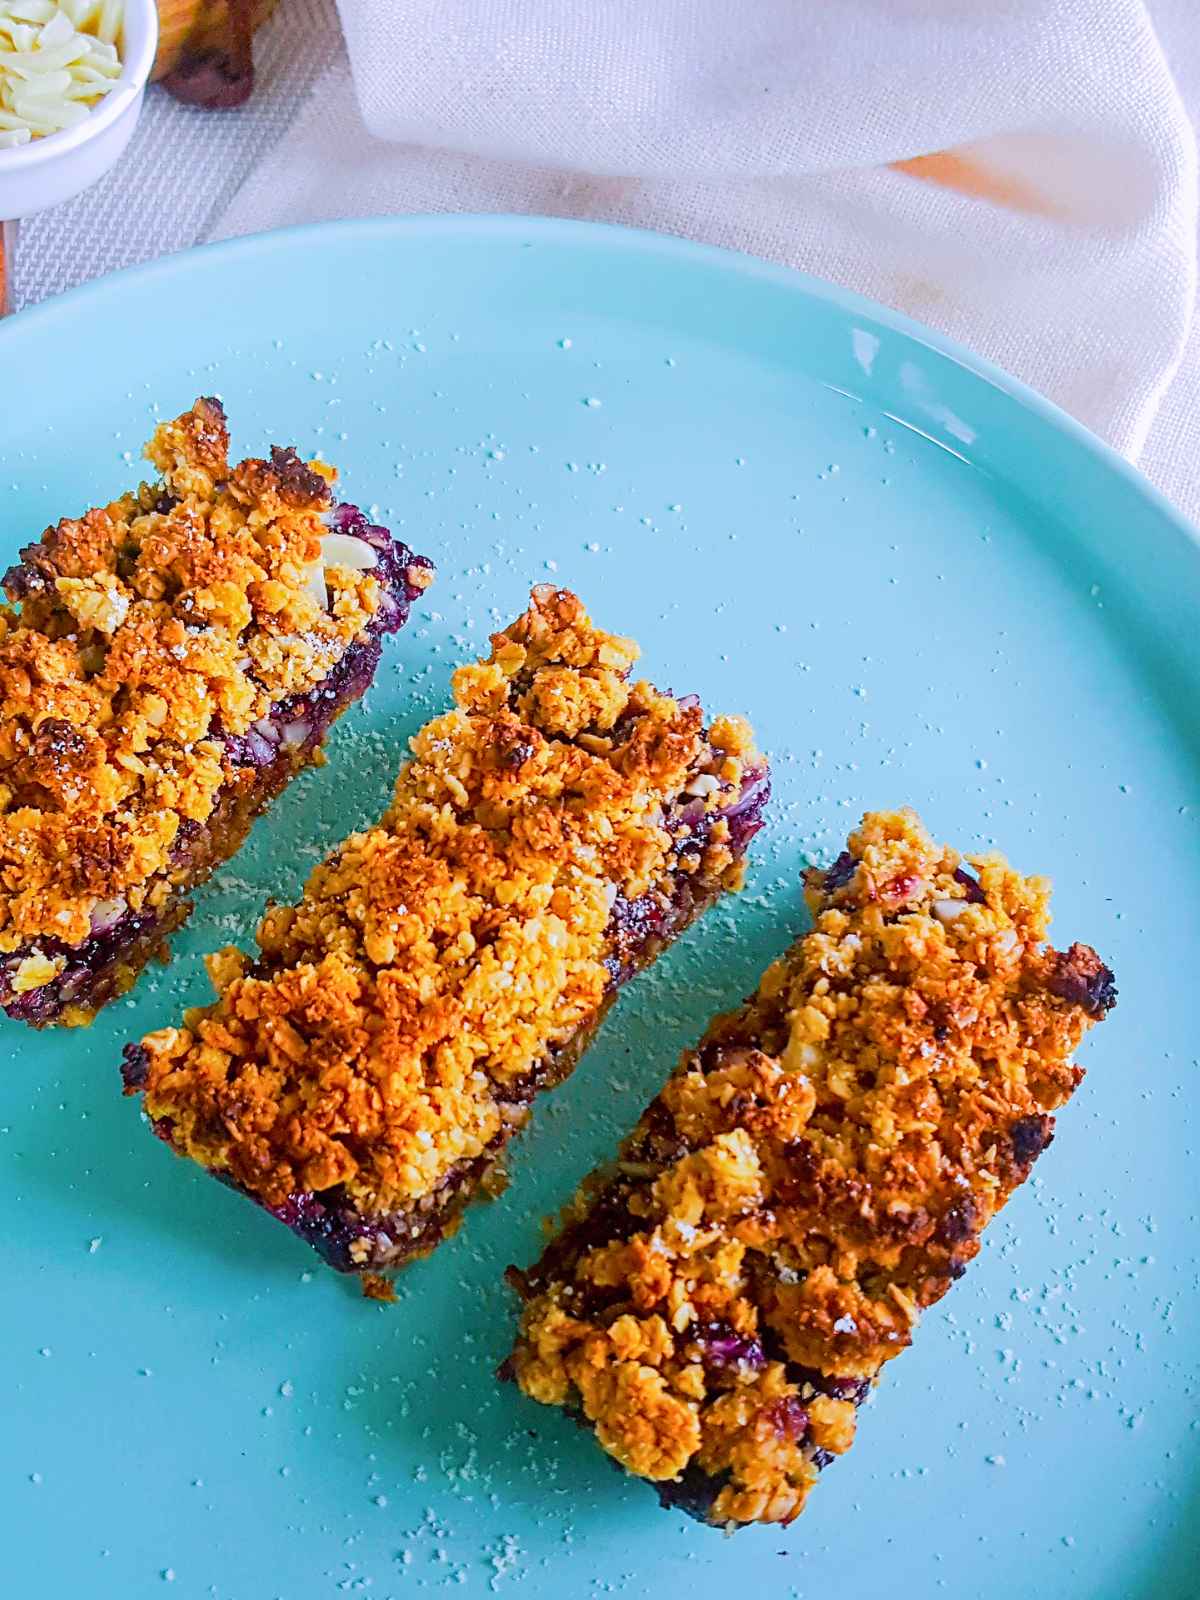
[16,0,1200,521]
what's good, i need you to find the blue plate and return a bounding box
[1,216,1197,1600]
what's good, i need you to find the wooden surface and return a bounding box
[153,0,278,80]
[0,221,15,318]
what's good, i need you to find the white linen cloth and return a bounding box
[17,1,1200,518]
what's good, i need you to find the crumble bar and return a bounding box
[503,808,1116,1527]
[0,398,432,1026]
[121,586,769,1278]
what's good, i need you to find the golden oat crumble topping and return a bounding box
[0,398,387,956]
[508,808,1114,1526]
[133,587,760,1219]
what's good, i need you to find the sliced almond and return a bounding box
[300,561,328,610]
[932,898,967,924]
[685,773,721,798]
[89,895,128,933]
[320,532,379,571]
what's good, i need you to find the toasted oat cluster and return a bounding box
[505,809,1116,1527]
[123,587,768,1271]
[0,397,431,1024]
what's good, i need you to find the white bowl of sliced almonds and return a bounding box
[0,0,156,217]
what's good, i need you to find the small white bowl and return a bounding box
[0,0,158,220]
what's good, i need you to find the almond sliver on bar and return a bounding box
[121,586,769,1278]
[503,808,1115,1528]
[0,398,433,1026]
